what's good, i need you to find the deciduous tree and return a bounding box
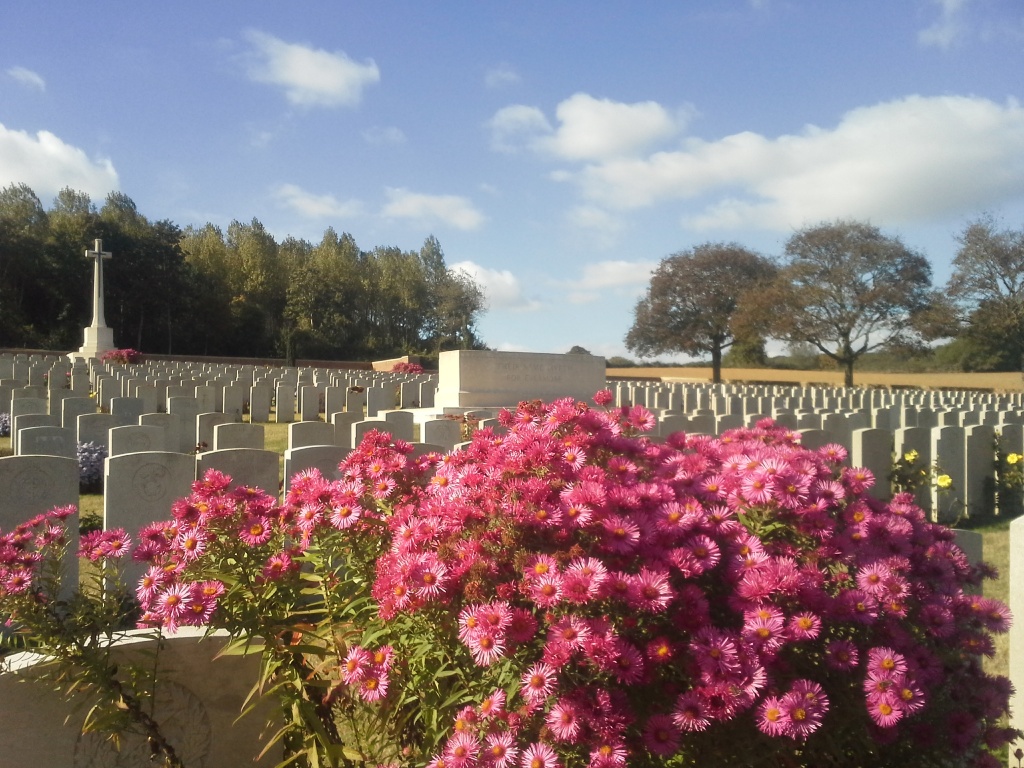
[738,221,934,386]
[946,215,1024,372]
[625,243,775,383]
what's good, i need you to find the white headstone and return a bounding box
[283,445,352,495]
[196,449,279,498]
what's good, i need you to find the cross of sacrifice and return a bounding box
[86,238,112,328]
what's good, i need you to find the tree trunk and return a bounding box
[844,358,855,387]
[711,345,723,385]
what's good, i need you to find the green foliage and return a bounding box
[721,337,768,367]
[606,355,636,367]
[626,243,775,383]
[946,215,1024,372]
[0,184,487,361]
[737,220,936,387]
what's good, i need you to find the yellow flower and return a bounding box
[903,450,918,463]
[1007,453,1021,466]
[935,474,953,490]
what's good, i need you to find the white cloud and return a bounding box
[243,30,379,107]
[564,258,657,304]
[542,93,688,161]
[565,205,626,248]
[489,93,690,161]
[7,66,45,92]
[450,261,541,311]
[362,126,406,145]
[275,183,364,219]
[919,0,971,49]
[488,105,551,152]
[381,187,485,230]
[577,259,658,290]
[485,64,521,88]
[0,123,118,199]
[567,95,1024,231]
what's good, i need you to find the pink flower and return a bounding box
[529,573,563,607]
[262,551,296,580]
[756,695,789,737]
[329,501,362,530]
[690,627,741,676]
[445,731,480,767]
[358,671,388,702]
[156,583,190,627]
[467,630,505,666]
[787,611,821,640]
[780,680,828,740]
[478,689,506,720]
[238,515,273,547]
[630,567,673,612]
[589,740,627,768]
[866,647,907,679]
[545,698,581,742]
[521,742,561,768]
[825,639,859,671]
[672,691,710,732]
[520,662,558,706]
[342,646,371,684]
[642,713,680,755]
[484,732,518,768]
[866,691,903,728]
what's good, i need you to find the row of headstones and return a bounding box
[9,384,1021,526]
[8,386,483,457]
[0,353,81,390]
[638,403,1024,524]
[6,356,442,456]
[1,354,440,424]
[86,358,438,414]
[614,378,1024,417]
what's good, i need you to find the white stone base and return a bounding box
[71,324,115,361]
[435,350,606,408]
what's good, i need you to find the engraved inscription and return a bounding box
[132,463,169,502]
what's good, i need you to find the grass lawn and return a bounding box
[977,519,1012,678]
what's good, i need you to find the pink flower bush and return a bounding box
[99,348,143,365]
[5,395,1016,767]
[392,361,425,374]
[117,397,1017,766]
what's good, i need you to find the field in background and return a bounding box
[607,367,1024,391]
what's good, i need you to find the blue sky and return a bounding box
[3,1,1024,360]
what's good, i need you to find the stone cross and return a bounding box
[86,239,112,328]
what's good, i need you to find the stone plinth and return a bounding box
[73,323,115,361]
[435,350,606,409]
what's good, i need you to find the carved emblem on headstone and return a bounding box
[132,463,169,501]
[12,468,48,504]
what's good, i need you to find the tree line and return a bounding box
[626,218,1024,386]
[0,183,487,362]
